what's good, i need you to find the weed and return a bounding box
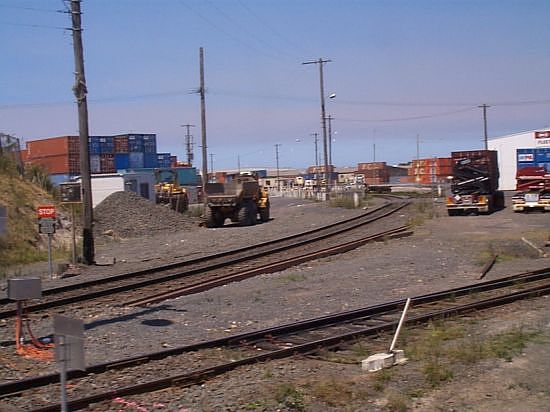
[275,383,305,411]
[485,329,539,362]
[310,378,355,406]
[422,358,454,387]
[280,273,305,283]
[372,369,392,392]
[245,400,267,410]
[385,390,410,412]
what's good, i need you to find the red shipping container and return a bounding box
[27,154,70,174]
[114,136,129,153]
[100,154,115,173]
[358,162,386,171]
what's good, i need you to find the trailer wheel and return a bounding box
[447,209,459,216]
[249,202,258,225]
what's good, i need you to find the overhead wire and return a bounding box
[176,0,282,62]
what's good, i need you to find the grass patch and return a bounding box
[310,378,358,407]
[275,383,305,411]
[385,390,410,412]
[329,193,366,209]
[372,369,393,392]
[279,273,306,283]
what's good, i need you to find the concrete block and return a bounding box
[95,256,116,266]
[361,350,408,372]
[362,353,395,372]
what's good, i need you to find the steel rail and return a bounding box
[125,225,413,306]
[0,200,409,319]
[23,279,550,412]
[2,268,548,406]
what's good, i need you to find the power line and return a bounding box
[338,107,478,123]
[177,0,281,61]
[203,0,296,61]
[0,21,67,30]
[0,4,62,13]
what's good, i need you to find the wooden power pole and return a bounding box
[70,0,94,265]
[199,47,208,202]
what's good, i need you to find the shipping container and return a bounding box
[88,136,101,155]
[100,154,115,173]
[451,150,499,193]
[144,153,159,168]
[358,162,386,171]
[143,134,157,153]
[157,153,172,168]
[90,154,101,173]
[114,153,129,171]
[99,136,115,154]
[26,136,78,158]
[129,152,144,168]
[68,153,80,174]
[114,135,129,153]
[128,135,144,152]
[170,156,178,168]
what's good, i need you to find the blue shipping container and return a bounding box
[128,135,144,152]
[49,174,76,186]
[88,136,101,155]
[517,148,535,163]
[535,147,550,163]
[99,136,115,154]
[143,134,157,153]
[129,152,144,168]
[115,153,130,170]
[144,153,159,168]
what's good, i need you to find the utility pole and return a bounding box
[327,115,333,166]
[70,0,94,265]
[478,104,490,150]
[303,58,332,192]
[181,123,195,165]
[209,153,215,178]
[199,47,208,201]
[311,132,319,191]
[237,154,241,173]
[372,129,376,162]
[275,144,282,191]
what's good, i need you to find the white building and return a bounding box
[488,128,550,190]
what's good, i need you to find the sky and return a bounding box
[1,0,550,172]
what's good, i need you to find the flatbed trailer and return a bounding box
[512,166,550,212]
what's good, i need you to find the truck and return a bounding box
[154,169,189,213]
[446,150,504,216]
[203,173,270,227]
[511,166,550,212]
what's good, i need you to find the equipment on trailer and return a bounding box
[204,172,270,227]
[512,166,550,212]
[446,150,504,216]
[154,169,189,213]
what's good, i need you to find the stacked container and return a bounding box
[25,136,81,180]
[357,162,389,185]
[408,157,452,184]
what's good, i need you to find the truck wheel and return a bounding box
[259,204,270,222]
[447,209,458,216]
[249,202,258,225]
[205,207,219,228]
[237,203,252,226]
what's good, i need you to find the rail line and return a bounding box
[0,198,409,320]
[2,268,549,411]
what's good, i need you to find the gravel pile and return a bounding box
[93,191,199,239]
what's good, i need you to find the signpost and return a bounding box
[54,315,85,412]
[0,205,7,237]
[37,205,56,279]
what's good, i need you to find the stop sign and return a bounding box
[37,205,56,219]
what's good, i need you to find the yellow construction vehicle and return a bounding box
[154,169,189,213]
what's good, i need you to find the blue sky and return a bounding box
[1,0,549,171]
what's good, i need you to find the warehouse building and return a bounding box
[488,128,550,190]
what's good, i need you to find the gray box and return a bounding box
[53,315,84,338]
[55,335,86,371]
[7,278,42,300]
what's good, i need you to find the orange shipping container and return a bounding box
[27,154,71,174]
[358,162,386,171]
[26,136,78,158]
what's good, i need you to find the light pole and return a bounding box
[310,132,319,191]
[275,143,282,191]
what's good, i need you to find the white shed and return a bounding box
[488,128,550,190]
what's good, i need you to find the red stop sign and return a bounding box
[37,205,56,219]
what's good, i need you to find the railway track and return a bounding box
[0,198,409,320]
[2,267,549,411]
